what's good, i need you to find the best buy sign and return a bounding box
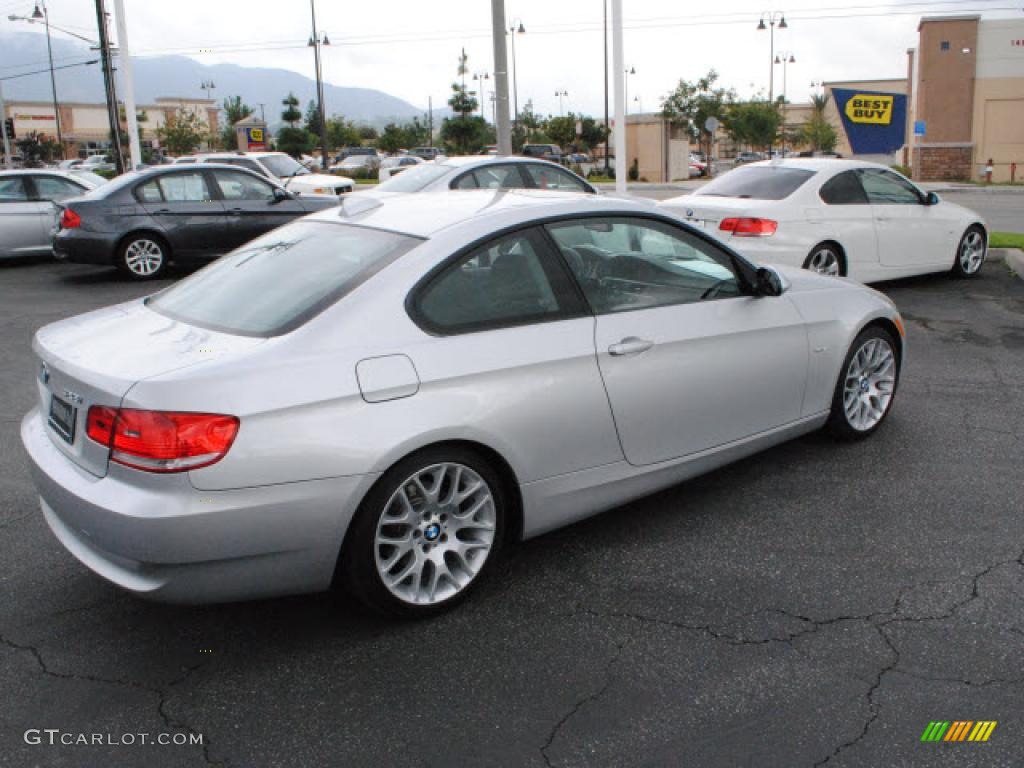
[844,95,894,125]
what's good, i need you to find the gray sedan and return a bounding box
[22,191,904,617]
[0,170,105,259]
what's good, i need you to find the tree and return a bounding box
[327,116,362,149]
[376,119,431,153]
[276,126,314,158]
[798,93,838,153]
[446,81,480,152]
[723,99,783,151]
[545,115,577,148]
[15,131,60,167]
[281,92,302,128]
[357,125,379,142]
[441,115,492,154]
[304,100,322,136]
[156,108,209,156]
[661,69,734,166]
[220,95,254,149]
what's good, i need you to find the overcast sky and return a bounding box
[3,0,1021,117]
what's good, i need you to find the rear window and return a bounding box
[696,166,815,201]
[147,221,420,336]
[376,163,451,193]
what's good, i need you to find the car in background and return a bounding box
[689,154,707,178]
[372,156,597,195]
[0,169,106,260]
[57,159,85,170]
[659,159,987,282]
[409,146,446,161]
[334,147,381,167]
[565,152,590,164]
[22,189,905,614]
[734,151,764,165]
[172,156,198,164]
[378,155,425,181]
[52,164,341,279]
[79,154,115,173]
[479,145,499,156]
[332,154,379,175]
[522,143,563,164]
[194,151,354,197]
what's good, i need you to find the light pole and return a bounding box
[774,52,795,155]
[308,0,330,170]
[200,79,216,101]
[633,95,642,114]
[554,89,568,117]
[756,12,787,104]
[624,66,635,115]
[9,3,64,158]
[507,20,525,136]
[473,71,491,120]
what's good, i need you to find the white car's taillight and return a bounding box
[719,217,778,237]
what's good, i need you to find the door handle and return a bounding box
[608,337,654,356]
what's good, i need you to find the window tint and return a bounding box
[0,177,29,202]
[148,221,419,336]
[415,230,579,333]
[858,169,923,205]
[467,164,524,190]
[158,172,211,202]
[546,217,742,314]
[136,179,163,203]
[452,172,478,190]
[819,171,868,205]
[33,175,85,202]
[523,164,588,192]
[212,169,276,201]
[696,166,815,200]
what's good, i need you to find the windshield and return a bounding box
[261,154,309,178]
[376,163,451,193]
[696,166,814,200]
[147,221,420,336]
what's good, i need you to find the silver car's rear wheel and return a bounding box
[118,235,167,280]
[374,463,497,606]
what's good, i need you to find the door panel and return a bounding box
[858,169,947,267]
[209,169,304,248]
[815,170,879,269]
[138,171,228,258]
[0,177,48,255]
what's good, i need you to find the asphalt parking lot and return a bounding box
[1,256,1022,767]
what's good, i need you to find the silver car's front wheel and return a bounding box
[342,448,505,616]
[828,327,900,439]
[953,226,986,278]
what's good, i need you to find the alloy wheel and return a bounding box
[124,239,164,277]
[843,337,896,431]
[374,462,497,606]
[808,247,840,276]
[959,230,985,275]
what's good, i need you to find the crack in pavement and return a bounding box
[0,633,220,767]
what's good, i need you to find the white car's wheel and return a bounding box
[951,226,986,279]
[802,243,846,277]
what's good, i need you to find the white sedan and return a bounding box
[378,155,425,181]
[660,159,988,282]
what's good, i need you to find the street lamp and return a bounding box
[473,71,491,120]
[554,89,568,117]
[756,11,788,103]
[624,66,635,115]
[508,20,525,135]
[308,0,330,170]
[774,52,795,155]
[633,95,642,114]
[8,2,64,158]
[200,79,216,101]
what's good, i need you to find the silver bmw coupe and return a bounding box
[22,190,905,617]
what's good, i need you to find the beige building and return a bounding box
[908,15,1024,181]
[618,113,691,182]
[3,97,218,158]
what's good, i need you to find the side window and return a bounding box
[33,176,86,202]
[157,172,212,202]
[452,172,478,190]
[524,164,588,192]
[136,180,163,203]
[471,164,524,190]
[0,177,29,202]
[223,158,265,175]
[819,171,868,205]
[546,217,742,314]
[212,169,276,201]
[413,229,581,333]
[858,169,922,205]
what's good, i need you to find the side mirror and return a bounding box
[924,191,940,206]
[271,187,291,204]
[755,266,787,297]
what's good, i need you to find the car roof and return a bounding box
[0,169,89,180]
[306,188,652,238]
[436,155,562,169]
[742,158,886,173]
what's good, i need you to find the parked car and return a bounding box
[79,154,115,173]
[22,189,905,615]
[372,156,596,195]
[659,159,988,282]
[409,146,446,161]
[194,151,354,196]
[332,154,378,175]
[522,143,563,164]
[52,164,341,279]
[689,154,707,178]
[334,147,381,167]
[734,151,764,165]
[0,170,106,259]
[57,159,85,170]
[565,152,590,164]
[378,155,425,181]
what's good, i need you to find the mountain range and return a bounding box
[1,30,442,128]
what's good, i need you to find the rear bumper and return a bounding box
[21,407,374,603]
[53,229,118,266]
[719,236,807,269]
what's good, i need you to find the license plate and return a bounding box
[686,218,708,229]
[48,394,76,444]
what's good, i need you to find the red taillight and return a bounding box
[86,406,239,473]
[60,208,81,229]
[719,217,778,237]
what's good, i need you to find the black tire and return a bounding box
[950,225,986,279]
[339,445,506,619]
[827,325,900,440]
[802,242,846,277]
[116,233,169,280]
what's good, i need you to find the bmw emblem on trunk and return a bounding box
[686,208,694,217]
